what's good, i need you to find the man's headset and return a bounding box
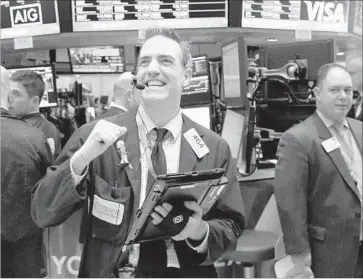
[131,71,146,90]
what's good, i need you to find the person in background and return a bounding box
[346,50,362,121]
[9,70,62,160]
[31,27,245,278]
[95,71,141,120]
[1,66,52,277]
[273,63,362,278]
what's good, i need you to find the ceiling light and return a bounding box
[266,38,278,42]
[336,51,345,56]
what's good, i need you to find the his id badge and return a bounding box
[321,137,340,153]
[183,128,209,159]
[92,195,124,225]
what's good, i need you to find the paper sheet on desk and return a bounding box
[275,255,314,278]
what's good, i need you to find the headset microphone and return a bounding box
[135,83,146,90]
[131,74,146,90]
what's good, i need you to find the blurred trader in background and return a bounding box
[1,66,52,277]
[9,70,61,160]
[346,50,362,121]
[31,27,245,278]
[274,63,362,278]
[95,71,141,120]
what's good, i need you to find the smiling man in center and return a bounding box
[31,27,245,278]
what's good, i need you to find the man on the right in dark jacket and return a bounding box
[274,63,362,278]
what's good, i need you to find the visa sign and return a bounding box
[301,0,347,24]
[10,3,43,27]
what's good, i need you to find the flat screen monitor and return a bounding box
[69,46,125,73]
[71,0,228,32]
[181,106,211,130]
[222,37,249,108]
[1,0,60,39]
[264,39,336,80]
[8,65,58,108]
[181,55,212,106]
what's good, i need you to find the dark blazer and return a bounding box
[1,108,52,241]
[1,108,52,277]
[94,106,125,120]
[21,112,62,160]
[31,108,245,277]
[273,111,362,278]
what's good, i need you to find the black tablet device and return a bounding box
[125,168,228,245]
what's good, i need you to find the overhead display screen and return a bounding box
[8,66,57,108]
[69,46,125,73]
[181,55,211,106]
[1,0,60,39]
[241,0,349,32]
[71,0,228,31]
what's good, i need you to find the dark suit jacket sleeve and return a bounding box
[273,132,311,255]
[31,127,89,228]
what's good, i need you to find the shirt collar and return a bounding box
[110,102,128,112]
[316,110,349,129]
[22,111,40,117]
[137,104,182,139]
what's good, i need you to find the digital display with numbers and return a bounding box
[241,0,349,32]
[71,0,228,31]
[1,0,60,39]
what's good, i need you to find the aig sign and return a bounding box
[10,3,43,27]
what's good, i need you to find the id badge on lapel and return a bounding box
[322,137,340,153]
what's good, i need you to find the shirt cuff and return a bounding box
[185,223,209,253]
[70,154,89,186]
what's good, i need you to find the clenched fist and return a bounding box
[72,120,127,174]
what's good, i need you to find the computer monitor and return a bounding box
[181,106,211,130]
[181,55,212,106]
[8,65,58,108]
[222,36,249,108]
[265,39,336,80]
[68,46,125,73]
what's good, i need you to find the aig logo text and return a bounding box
[10,3,43,27]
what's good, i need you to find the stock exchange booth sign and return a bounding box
[300,0,348,29]
[10,3,43,26]
[1,0,60,39]
[241,0,349,32]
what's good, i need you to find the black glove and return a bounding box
[155,202,192,237]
